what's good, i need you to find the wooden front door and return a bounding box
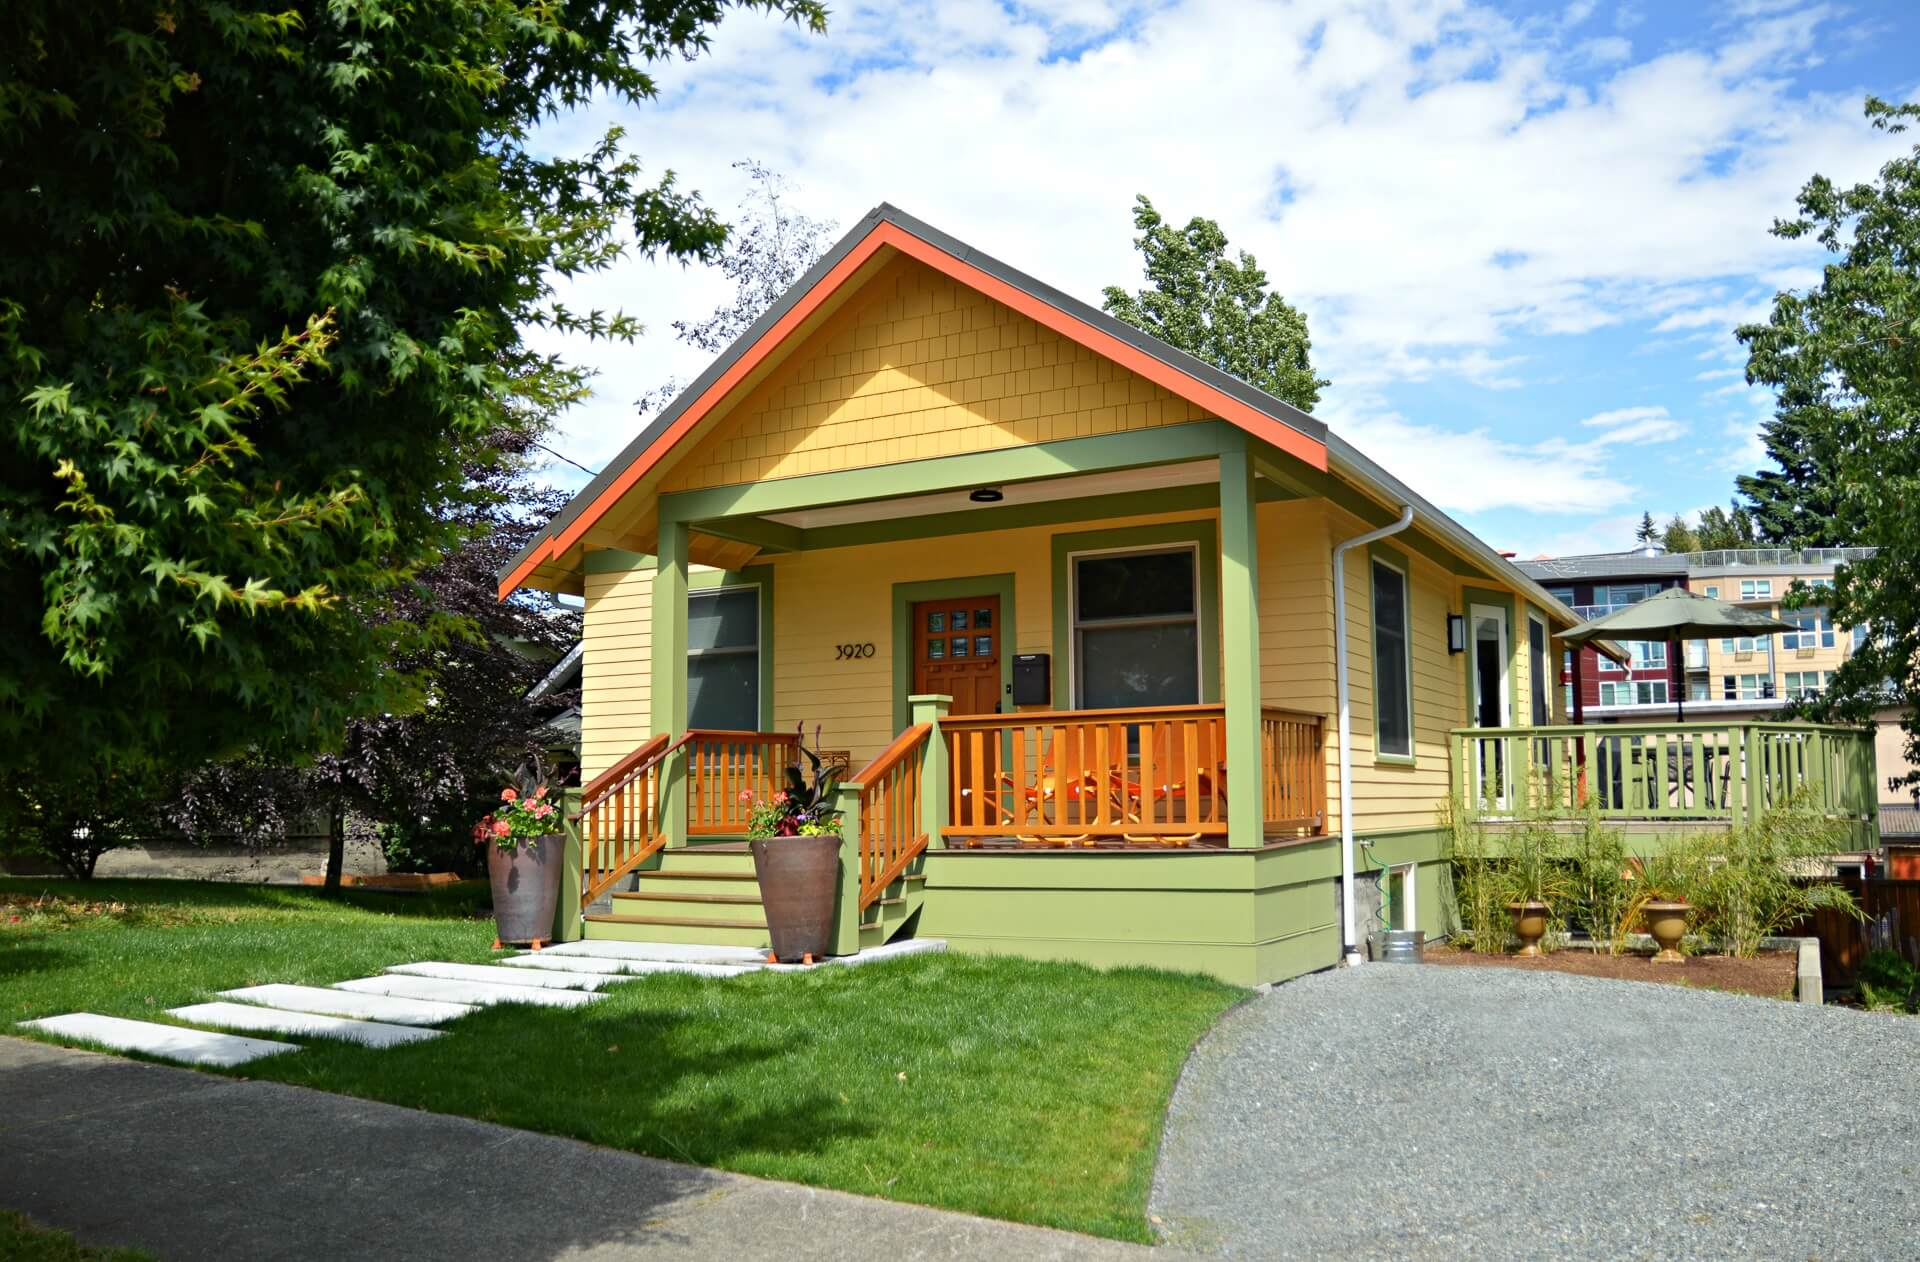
[912,595,1002,715]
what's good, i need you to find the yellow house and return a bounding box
[501,206,1872,985]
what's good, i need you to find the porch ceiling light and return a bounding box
[1447,612,1467,654]
[968,486,1004,503]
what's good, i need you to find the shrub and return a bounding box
[1445,790,1573,954]
[1689,793,1862,959]
[1857,949,1919,1013]
[1564,804,1634,953]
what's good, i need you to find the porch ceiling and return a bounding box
[759,458,1224,530]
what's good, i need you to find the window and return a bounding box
[1784,670,1831,700]
[1689,678,1711,701]
[1721,633,1764,654]
[1072,547,1199,709]
[1739,579,1772,600]
[1723,673,1775,701]
[687,587,760,730]
[1385,863,1418,931]
[1627,642,1667,671]
[1370,560,1412,758]
[1853,624,1869,652]
[1563,683,1575,714]
[1528,617,1550,724]
[1599,680,1668,706]
[1782,608,1835,651]
[1703,585,1720,599]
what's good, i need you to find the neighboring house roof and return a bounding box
[525,641,582,703]
[1514,550,1687,583]
[1882,803,1920,840]
[496,204,1597,637]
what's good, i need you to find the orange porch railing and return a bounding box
[1260,707,1326,837]
[849,723,931,910]
[576,733,674,908]
[685,729,801,834]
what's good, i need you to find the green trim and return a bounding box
[1365,543,1417,766]
[1460,584,1521,727]
[796,482,1221,553]
[1049,518,1221,709]
[663,421,1243,521]
[694,516,804,554]
[687,565,776,730]
[1219,441,1263,848]
[1251,450,1490,580]
[652,518,690,847]
[890,574,1018,738]
[583,547,651,575]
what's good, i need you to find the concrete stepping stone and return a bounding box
[538,940,771,966]
[828,939,948,967]
[19,1013,296,1067]
[502,954,760,979]
[221,983,473,1027]
[386,961,617,991]
[334,975,602,1009]
[169,1002,441,1048]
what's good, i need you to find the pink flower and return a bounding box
[534,803,553,818]
[492,819,511,838]
[774,791,788,805]
[534,784,547,798]
[738,790,753,803]
[501,787,519,803]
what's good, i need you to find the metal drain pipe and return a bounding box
[1332,505,1414,965]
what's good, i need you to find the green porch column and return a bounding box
[833,781,864,956]
[910,694,952,849]
[552,791,584,943]
[1220,442,1264,847]
[652,516,690,849]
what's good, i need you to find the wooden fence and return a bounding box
[1792,877,1920,986]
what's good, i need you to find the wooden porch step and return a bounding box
[638,869,757,882]
[612,891,761,906]
[585,913,767,931]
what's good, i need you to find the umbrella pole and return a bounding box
[1672,635,1684,722]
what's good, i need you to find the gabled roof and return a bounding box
[499,203,1330,597]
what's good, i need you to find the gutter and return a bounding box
[1332,504,1415,966]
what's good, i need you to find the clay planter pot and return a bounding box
[1506,901,1551,957]
[751,835,841,963]
[1641,900,1691,963]
[488,835,563,947]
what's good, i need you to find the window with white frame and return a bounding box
[1782,608,1835,651]
[1723,673,1774,701]
[1600,679,1669,706]
[1740,578,1773,600]
[1370,559,1413,758]
[687,586,761,731]
[1721,633,1766,654]
[1528,616,1551,725]
[1784,670,1831,700]
[1628,642,1668,671]
[1385,863,1418,931]
[1689,678,1711,701]
[1703,585,1720,598]
[1072,547,1200,709]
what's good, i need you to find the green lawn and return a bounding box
[0,1211,154,1262]
[1,877,1240,1242]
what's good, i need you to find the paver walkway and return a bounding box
[0,1036,1152,1261]
[13,938,947,1066]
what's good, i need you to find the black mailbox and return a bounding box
[1012,653,1051,706]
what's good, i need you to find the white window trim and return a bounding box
[1066,542,1203,711]
[1469,602,1512,728]
[1392,862,1418,932]
[1370,555,1414,758]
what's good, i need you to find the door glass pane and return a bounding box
[952,610,968,630]
[1076,550,1194,620]
[974,636,992,657]
[688,589,756,652]
[1078,624,1199,709]
[974,608,993,629]
[688,654,757,731]
[950,636,969,658]
[928,611,945,633]
[928,638,945,659]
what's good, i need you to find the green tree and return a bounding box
[1634,512,1659,547]
[1102,195,1327,411]
[1736,98,1920,797]
[1694,504,1757,551]
[1661,515,1700,555]
[0,1,826,782]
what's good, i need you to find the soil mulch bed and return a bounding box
[1423,944,1799,999]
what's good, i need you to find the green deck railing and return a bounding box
[1449,721,1880,845]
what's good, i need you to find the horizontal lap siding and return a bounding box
[580,566,653,781]
[660,255,1211,494]
[1332,507,1466,833]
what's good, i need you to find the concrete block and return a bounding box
[168,1002,440,1048]
[19,1014,297,1067]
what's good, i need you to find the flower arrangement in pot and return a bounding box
[473,765,565,950]
[743,729,843,965]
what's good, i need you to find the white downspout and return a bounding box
[1333,505,1415,965]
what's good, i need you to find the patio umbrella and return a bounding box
[1559,587,1796,721]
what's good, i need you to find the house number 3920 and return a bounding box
[835,643,876,660]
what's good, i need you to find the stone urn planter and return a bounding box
[1641,900,1691,963]
[1506,901,1551,957]
[487,834,562,948]
[751,835,840,963]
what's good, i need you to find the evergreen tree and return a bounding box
[1661,516,1701,555]
[1635,512,1660,547]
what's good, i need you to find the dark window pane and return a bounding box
[1372,562,1411,757]
[974,608,993,629]
[928,611,945,633]
[1079,623,1199,709]
[688,589,757,652]
[928,639,945,659]
[688,654,758,731]
[951,636,969,658]
[1076,550,1195,621]
[1529,620,1550,723]
[952,610,968,630]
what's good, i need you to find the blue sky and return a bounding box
[527,0,1919,558]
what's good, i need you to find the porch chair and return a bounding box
[1114,718,1227,847]
[956,729,1102,848]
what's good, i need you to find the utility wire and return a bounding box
[535,441,599,478]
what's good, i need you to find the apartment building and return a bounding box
[1515,546,1874,719]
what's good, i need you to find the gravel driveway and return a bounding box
[1150,965,1920,1260]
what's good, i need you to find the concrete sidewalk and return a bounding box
[0,1036,1157,1261]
